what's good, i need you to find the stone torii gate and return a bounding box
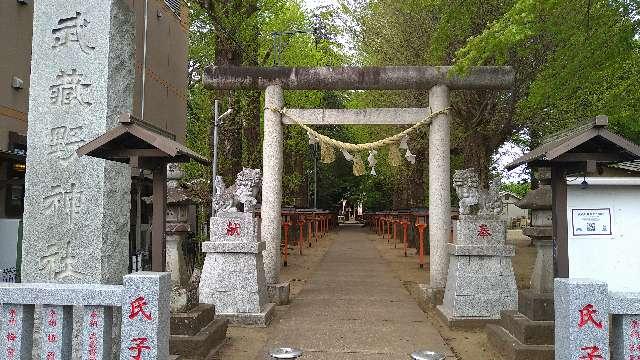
[203,65,514,300]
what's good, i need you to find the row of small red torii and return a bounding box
[280,211,335,266]
[369,212,460,269]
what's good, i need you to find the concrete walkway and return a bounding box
[262,224,454,359]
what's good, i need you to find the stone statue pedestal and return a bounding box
[199,212,275,326]
[436,215,518,328]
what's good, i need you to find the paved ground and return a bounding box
[261,224,454,359]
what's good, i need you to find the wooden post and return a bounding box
[152,164,167,272]
[403,221,409,257]
[417,223,426,269]
[307,220,312,248]
[393,220,398,248]
[298,219,305,255]
[552,164,569,278]
[283,222,290,267]
[387,219,393,243]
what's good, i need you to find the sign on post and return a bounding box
[571,208,612,236]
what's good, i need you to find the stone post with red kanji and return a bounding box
[554,278,609,360]
[120,272,170,360]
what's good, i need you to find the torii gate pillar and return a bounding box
[428,84,451,290]
[263,85,284,286]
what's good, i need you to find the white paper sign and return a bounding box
[571,208,612,236]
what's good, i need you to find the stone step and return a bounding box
[171,304,216,336]
[518,289,554,321]
[170,318,228,359]
[486,324,554,360]
[499,310,554,345]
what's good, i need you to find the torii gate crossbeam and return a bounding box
[203,65,514,302]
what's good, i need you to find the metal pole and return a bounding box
[210,100,233,218]
[211,99,220,216]
[141,0,149,120]
[313,143,317,209]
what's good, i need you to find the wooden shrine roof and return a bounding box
[77,113,208,166]
[506,115,640,170]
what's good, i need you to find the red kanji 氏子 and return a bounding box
[579,346,604,360]
[226,221,240,236]
[477,224,492,238]
[128,296,152,321]
[128,337,151,360]
[578,304,603,329]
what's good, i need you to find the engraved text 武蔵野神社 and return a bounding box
[48,125,85,165]
[50,69,93,107]
[42,183,84,225]
[51,11,96,54]
[39,240,86,281]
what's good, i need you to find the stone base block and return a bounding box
[435,304,500,329]
[485,323,554,360]
[405,283,444,308]
[216,302,276,327]
[422,284,445,307]
[518,289,554,321]
[498,310,554,345]
[170,304,215,337]
[267,282,290,305]
[441,255,517,319]
[170,318,228,359]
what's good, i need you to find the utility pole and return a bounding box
[211,99,233,216]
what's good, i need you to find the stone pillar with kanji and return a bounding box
[20,0,134,357]
[436,169,518,326]
[198,169,275,326]
[555,278,609,360]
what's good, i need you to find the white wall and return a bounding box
[567,184,640,292]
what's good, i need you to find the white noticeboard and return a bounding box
[567,183,640,292]
[571,208,612,236]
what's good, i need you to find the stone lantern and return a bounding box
[165,163,193,287]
